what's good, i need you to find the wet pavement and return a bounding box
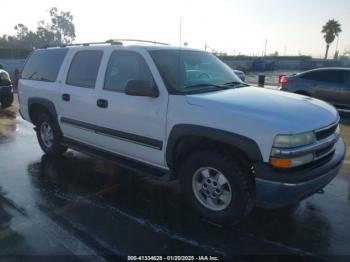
[0,102,349,261]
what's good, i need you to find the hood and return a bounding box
[185,87,338,133]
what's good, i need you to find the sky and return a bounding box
[1,0,349,57]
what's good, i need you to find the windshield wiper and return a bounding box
[184,83,230,90]
[223,81,250,87]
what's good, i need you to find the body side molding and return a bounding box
[61,117,163,150]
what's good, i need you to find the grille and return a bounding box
[315,144,335,158]
[315,122,338,141]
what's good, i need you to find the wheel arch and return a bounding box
[166,124,263,171]
[28,98,59,127]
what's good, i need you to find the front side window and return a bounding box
[66,50,103,88]
[104,51,153,92]
[150,50,242,94]
[22,48,68,82]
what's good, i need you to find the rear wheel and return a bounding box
[36,113,67,156]
[179,150,255,225]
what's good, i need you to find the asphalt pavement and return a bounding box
[0,102,349,261]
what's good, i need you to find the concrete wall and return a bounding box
[220,56,350,71]
[0,59,26,81]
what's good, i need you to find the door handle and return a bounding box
[62,93,70,101]
[97,99,108,108]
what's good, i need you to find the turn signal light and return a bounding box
[270,158,292,168]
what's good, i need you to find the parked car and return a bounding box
[280,67,350,112]
[18,43,345,224]
[0,69,14,108]
[232,69,245,81]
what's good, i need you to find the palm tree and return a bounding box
[322,19,342,59]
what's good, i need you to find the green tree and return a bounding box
[0,7,75,49]
[322,19,342,59]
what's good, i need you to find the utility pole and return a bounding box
[179,16,182,48]
[264,39,268,56]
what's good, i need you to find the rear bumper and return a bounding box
[255,138,346,209]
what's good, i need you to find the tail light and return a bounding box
[280,77,293,89]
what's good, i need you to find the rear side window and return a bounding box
[66,50,103,88]
[301,70,343,84]
[104,51,153,92]
[22,49,68,82]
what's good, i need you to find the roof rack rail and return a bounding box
[39,39,169,49]
[40,41,123,49]
[62,41,123,47]
[106,39,170,46]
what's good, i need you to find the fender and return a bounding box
[166,124,263,168]
[28,97,58,121]
[27,98,61,133]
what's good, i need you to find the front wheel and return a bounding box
[179,150,255,225]
[36,113,67,156]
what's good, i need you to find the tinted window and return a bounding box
[301,70,343,84]
[66,50,103,88]
[344,71,350,85]
[22,49,68,82]
[104,51,153,92]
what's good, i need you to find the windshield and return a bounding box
[150,50,243,94]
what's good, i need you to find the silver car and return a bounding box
[281,67,350,112]
[232,69,246,81]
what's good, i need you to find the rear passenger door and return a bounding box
[337,71,350,108]
[308,70,344,105]
[58,49,103,145]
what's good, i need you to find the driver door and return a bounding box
[93,50,168,167]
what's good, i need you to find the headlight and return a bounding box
[270,131,316,168]
[273,132,316,148]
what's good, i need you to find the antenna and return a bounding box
[179,16,182,48]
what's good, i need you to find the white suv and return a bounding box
[18,41,346,224]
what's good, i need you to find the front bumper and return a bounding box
[255,138,346,209]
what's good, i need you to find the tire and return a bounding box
[35,113,67,156]
[179,150,255,225]
[0,95,14,109]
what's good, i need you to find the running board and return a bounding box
[62,137,174,181]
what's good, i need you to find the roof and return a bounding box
[301,67,350,74]
[42,41,203,52]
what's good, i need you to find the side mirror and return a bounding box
[125,80,159,98]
